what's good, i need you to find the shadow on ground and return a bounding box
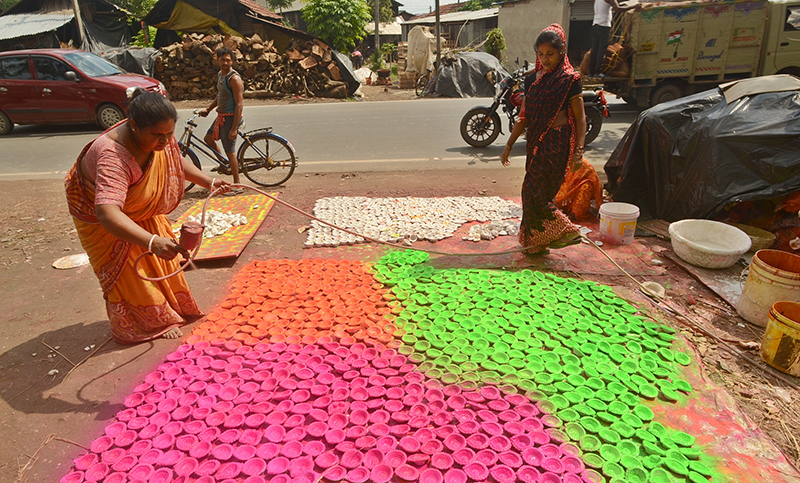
[0,320,158,419]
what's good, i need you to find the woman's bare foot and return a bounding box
[162,326,182,339]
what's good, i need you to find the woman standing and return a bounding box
[501,24,587,254]
[65,90,230,343]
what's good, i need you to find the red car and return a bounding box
[0,49,167,135]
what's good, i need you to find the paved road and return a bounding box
[0,98,640,180]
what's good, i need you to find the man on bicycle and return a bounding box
[200,46,244,193]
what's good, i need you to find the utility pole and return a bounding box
[434,0,441,70]
[374,0,380,55]
[71,0,84,48]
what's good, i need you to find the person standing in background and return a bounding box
[352,49,363,69]
[200,46,244,194]
[590,0,637,76]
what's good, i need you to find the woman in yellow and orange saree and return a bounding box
[65,90,229,343]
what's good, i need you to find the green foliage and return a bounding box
[113,0,157,19]
[131,25,157,47]
[380,42,396,57]
[302,0,372,51]
[266,0,294,13]
[368,50,384,71]
[369,42,396,70]
[374,0,394,24]
[485,28,506,61]
[0,0,18,12]
[458,0,494,11]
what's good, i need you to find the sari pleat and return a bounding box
[65,133,201,344]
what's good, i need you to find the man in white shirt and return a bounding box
[590,0,636,76]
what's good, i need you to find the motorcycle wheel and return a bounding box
[460,107,501,148]
[585,108,603,146]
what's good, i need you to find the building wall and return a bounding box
[499,0,570,70]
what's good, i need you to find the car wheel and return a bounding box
[96,104,125,130]
[0,111,13,135]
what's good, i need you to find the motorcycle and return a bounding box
[460,61,609,148]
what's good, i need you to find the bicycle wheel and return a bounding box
[415,73,429,97]
[184,147,202,193]
[237,132,297,187]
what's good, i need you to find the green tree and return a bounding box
[302,0,371,52]
[0,0,18,12]
[458,0,493,11]
[266,0,294,14]
[374,0,394,24]
[113,0,157,19]
[485,28,506,61]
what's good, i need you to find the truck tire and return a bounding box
[778,67,800,77]
[650,83,684,107]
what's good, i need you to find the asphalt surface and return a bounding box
[0,98,641,180]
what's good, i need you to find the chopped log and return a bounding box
[154,33,344,101]
[286,49,304,61]
[327,63,341,81]
[299,56,319,70]
[243,90,284,99]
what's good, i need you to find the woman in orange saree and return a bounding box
[555,157,603,220]
[65,90,229,343]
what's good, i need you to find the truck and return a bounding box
[601,0,800,107]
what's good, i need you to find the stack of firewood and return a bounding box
[154,33,348,100]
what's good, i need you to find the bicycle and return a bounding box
[179,110,297,192]
[415,68,436,97]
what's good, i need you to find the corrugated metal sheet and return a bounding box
[570,0,595,21]
[403,7,499,25]
[366,17,404,36]
[0,12,74,41]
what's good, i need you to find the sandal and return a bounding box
[548,234,582,250]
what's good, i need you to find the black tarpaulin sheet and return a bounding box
[431,51,509,98]
[82,14,132,52]
[100,48,161,76]
[604,87,800,221]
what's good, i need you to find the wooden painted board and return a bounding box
[172,193,277,261]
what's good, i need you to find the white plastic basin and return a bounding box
[669,219,751,269]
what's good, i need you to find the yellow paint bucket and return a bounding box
[761,301,800,376]
[737,250,800,327]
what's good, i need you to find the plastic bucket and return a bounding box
[736,250,800,327]
[599,203,639,245]
[761,301,800,376]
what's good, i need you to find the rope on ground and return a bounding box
[582,236,800,392]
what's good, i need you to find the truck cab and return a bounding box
[760,0,800,76]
